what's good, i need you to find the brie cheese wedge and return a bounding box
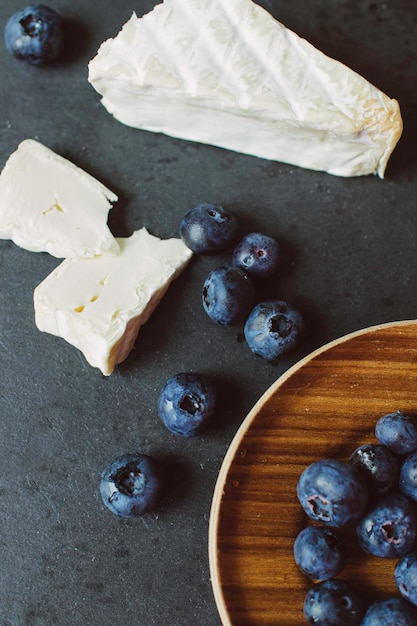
[0,139,119,258]
[88,0,402,178]
[33,227,193,375]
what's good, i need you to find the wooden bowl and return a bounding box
[209,320,417,625]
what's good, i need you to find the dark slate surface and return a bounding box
[0,1,416,625]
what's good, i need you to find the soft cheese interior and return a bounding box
[34,228,193,376]
[88,0,402,178]
[0,139,119,258]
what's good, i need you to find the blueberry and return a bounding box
[100,453,164,518]
[349,443,399,496]
[375,410,417,456]
[360,597,417,625]
[232,232,280,279]
[293,525,345,580]
[303,579,366,626]
[179,203,238,255]
[244,300,304,362]
[202,265,254,326]
[395,551,417,606]
[158,372,217,437]
[399,451,417,502]
[356,492,417,558]
[297,459,368,527]
[4,5,63,65]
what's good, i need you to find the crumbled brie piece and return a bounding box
[0,139,119,258]
[88,0,402,178]
[33,227,193,375]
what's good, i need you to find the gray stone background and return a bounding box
[0,1,416,625]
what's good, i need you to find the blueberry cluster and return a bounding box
[295,409,417,625]
[100,203,304,518]
[180,202,304,362]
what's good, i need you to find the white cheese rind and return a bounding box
[33,227,193,375]
[0,139,119,258]
[88,0,402,178]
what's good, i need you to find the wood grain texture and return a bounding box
[209,321,417,626]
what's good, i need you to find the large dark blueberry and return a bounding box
[158,372,217,437]
[244,300,304,362]
[4,5,63,64]
[395,551,417,606]
[232,232,280,279]
[349,443,399,496]
[375,410,417,456]
[356,492,417,558]
[179,203,238,255]
[399,451,417,502]
[360,597,417,625]
[202,265,254,326]
[303,579,366,626]
[297,459,368,527]
[293,525,345,580]
[100,453,164,518]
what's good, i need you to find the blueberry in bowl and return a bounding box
[158,372,217,437]
[293,525,346,581]
[375,409,417,457]
[202,265,254,326]
[360,597,417,625]
[232,232,280,280]
[395,550,417,607]
[399,450,417,502]
[356,492,417,558]
[100,453,164,518]
[244,300,304,362]
[4,5,63,65]
[179,202,238,255]
[349,443,399,496]
[297,458,369,527]
[303,578,366,626]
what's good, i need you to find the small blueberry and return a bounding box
[232,232,280,279]
[179,203,238,255]
[356,492,417,558]
[100,453,164,518]
[399,451,417,502]
[244,300,304,362]
[349,443,399,496]
[202,265,254,326]
[395,551,417,607]
[293,525,346,580]
[375,410,417,457]
[303,579,366,626]
[360,597,417,625]
[4,5,63,65]
[158,372,217,437]
[297,459,369,527]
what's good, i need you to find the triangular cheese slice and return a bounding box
[88,0,402,178]
[34,227,193,375]
[0,140,119,258]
